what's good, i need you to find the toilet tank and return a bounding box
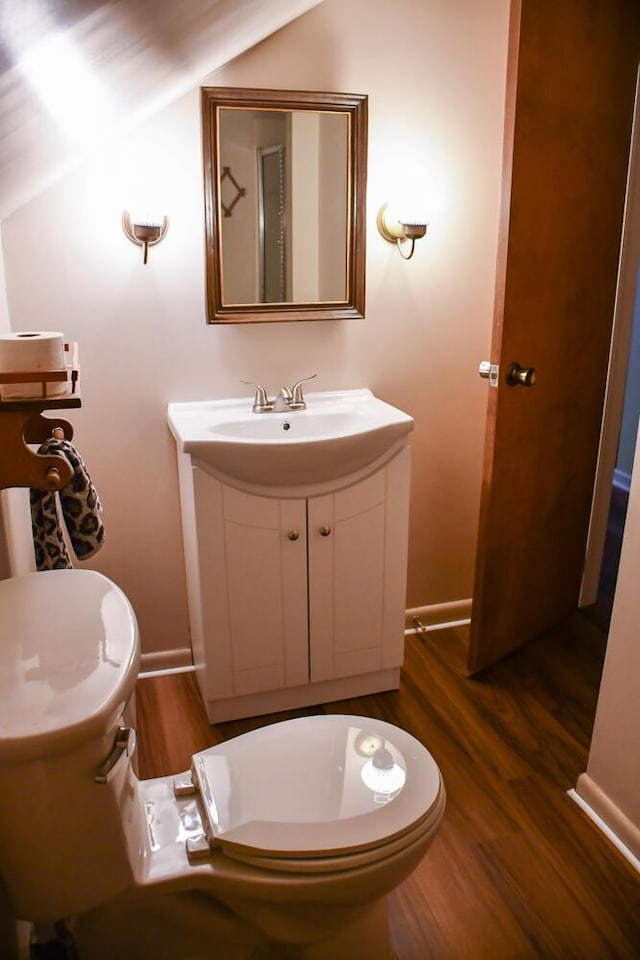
[0,570,141,921]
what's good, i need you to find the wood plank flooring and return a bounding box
[135,615,640,959]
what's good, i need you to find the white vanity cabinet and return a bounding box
[168,388,414,724]
[183,446,411,723]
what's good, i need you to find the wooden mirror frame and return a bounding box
[201,87,368,323]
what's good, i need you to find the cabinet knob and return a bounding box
[319,526,331,537]
[287,530,300,541]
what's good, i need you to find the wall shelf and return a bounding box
[0,343,80,491]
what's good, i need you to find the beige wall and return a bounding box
[0,251,12,583]
[0,252,8,332]
[0,0,510,656]
[319,112,348,300]
[218,109,262,304]
[576,421,640,862]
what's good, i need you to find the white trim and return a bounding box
[139,664,195,679]
[202,667,401,724]
[405,599,472,635]
[136,600,475,678]
[613,468,632,493]
[139,647,193,677]
[569,777,640,873]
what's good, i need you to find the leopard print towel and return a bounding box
[30,437,104,571]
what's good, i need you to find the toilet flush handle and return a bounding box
[94,727,136,784]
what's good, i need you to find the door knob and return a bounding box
[287,530,300,541]
[319,526,331,537]
[506,362,536,387]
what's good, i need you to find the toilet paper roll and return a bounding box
[0,331,67,400]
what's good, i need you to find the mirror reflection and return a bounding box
[202,88,368,323]
[257,143,286,302]
[220,109,348,306]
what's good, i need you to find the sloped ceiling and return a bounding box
[0,0,324,220]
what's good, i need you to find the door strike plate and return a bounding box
[478,361,499,388]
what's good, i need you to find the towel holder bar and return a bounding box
[0,410,75,491]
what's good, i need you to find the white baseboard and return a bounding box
[139,647,193,677]
[405,599,472,635]
[570,775,640,873]
[137,601,473,677]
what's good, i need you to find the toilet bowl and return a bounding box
[0,570,445,959]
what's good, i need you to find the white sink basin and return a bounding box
[167,389,413,489]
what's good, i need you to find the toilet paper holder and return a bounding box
[0,342,81,491]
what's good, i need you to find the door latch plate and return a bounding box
[478,361,499,388]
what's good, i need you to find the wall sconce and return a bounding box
[122,211,169,264]
[377,203,427,260]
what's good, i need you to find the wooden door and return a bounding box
[468,0,640,673]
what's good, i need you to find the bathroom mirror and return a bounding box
[201,87,368,323]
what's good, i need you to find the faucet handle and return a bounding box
[241,380,274,413]
[290,374,317,406]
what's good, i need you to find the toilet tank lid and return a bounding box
[0,570,140,761]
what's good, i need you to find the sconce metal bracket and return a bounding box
[377,203,427,260]
[122,211,169,264]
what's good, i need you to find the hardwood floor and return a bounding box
[135,616,640,959]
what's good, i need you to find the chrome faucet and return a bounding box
[242,375,317,413]
[273,387,294,412]
[283,375,317,410]
[241,381,274,413]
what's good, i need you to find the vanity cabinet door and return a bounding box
[193,467,308,700]
[307,446,411,682]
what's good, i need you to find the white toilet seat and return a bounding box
[220,800,446,874]
[191,714,444,873]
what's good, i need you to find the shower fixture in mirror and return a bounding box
[201,87,368,323]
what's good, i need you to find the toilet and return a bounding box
[0,569,445,960]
